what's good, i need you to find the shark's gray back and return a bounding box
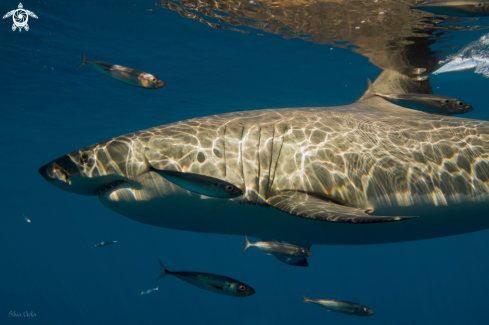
[106,100,489,211]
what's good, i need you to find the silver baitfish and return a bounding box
[76,52,165,89]
[94,241,117,247]
[302,295,375,316]
[411,0,489,17]
[366,78,473,114]
[23,214,31,223]
[140,287,158,295]
[150,169,243,199]
[243,236,312,259]
[155,259,255,297]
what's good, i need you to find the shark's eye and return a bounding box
[80,154,88,164]
[239,285,246,291]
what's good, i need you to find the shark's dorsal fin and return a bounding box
[357,70,433,103]
[267,191,417,223]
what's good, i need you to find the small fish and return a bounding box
[243,236,312,260]
[140,287,158,295]
[411,0,489,17]
[22,214,31,223]
[151,169,243,199]
[302,295,375,316]
[76,52,165,89]
[94,241,117,247]
[155,259,255,297]
[366,78,473,114]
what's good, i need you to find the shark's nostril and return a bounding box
[39,155,80,181]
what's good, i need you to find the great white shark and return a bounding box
[38,71,489,266]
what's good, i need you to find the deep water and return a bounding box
[2,1,489,324]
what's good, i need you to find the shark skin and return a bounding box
[38,74,489,246]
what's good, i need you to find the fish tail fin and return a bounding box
[243,235,252,253]
[156,258,170,282]
[76,51,88,70]
[302,294,312,304]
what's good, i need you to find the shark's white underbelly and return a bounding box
[99,174,489,246]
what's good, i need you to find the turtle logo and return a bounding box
[3,3,37,32]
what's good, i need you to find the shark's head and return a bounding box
[38,140,140,196]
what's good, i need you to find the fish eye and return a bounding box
[364,308,368,312]
[151,77,156,82]
[443,99,449,104]
[457,101,465,106]
[478,2,483,7]
[239,285,246,291]
[226,185,234,192]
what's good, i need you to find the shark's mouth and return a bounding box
[93,180,126,196]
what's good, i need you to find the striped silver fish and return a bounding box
[155,259,255,297]
[411,0,489,17]
[366,78,473,115]
[243,236,313,266]
[76,52,165,89]
[94,241,117,247]
[243,236,312,258]
[302,295,375,316]
[140,287,158,295]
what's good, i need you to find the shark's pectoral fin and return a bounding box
[267,191,417,223]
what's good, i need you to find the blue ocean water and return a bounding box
[2,1,489,324]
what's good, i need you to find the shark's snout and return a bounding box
[38,155,92,195]
[39,155,80,181]
[39,154,132,197]
[39,155,80,184]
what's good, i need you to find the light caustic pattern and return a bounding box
[66,102,489,209]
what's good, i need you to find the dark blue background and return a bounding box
[1,1,489,324]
